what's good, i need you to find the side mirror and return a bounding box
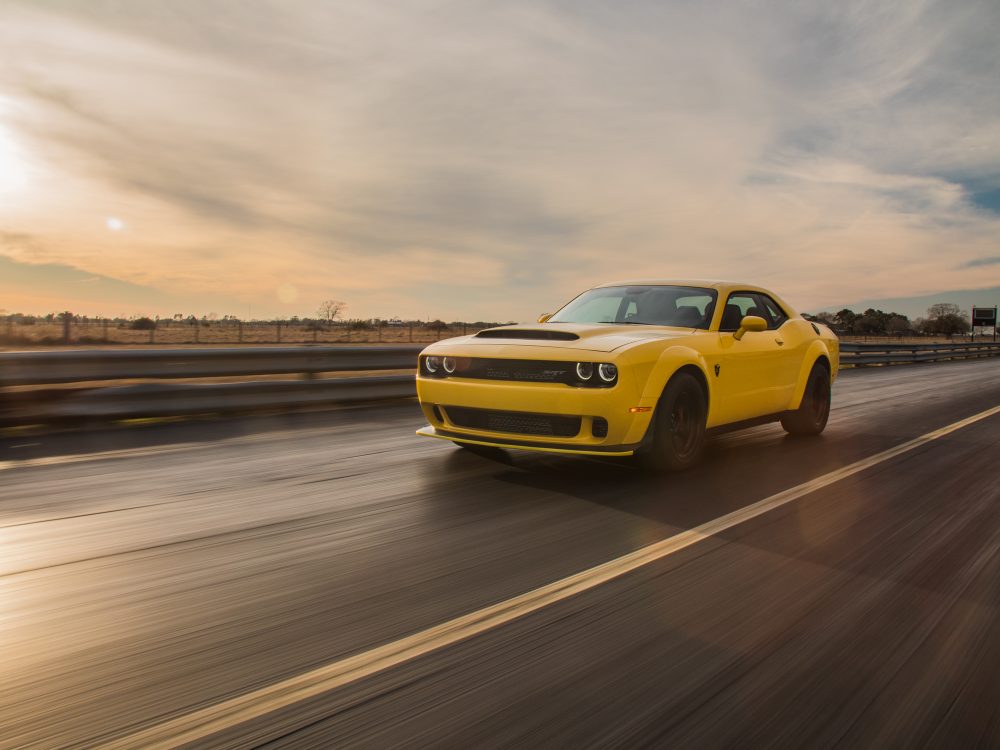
[733,315,767,341]
[537,313,552,323]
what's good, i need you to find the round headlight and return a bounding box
[442,357,457,373]
[598,363,618,382]
[576,362,594,381]
[425,356,441,373]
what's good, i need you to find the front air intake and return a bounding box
[474,328,579,341]
[445,407,581,437]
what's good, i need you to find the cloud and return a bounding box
[960,256,1000,268]
[0,0,998,319]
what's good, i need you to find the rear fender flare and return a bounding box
[790,341,832,410]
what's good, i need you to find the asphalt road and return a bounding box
[1,358,999,749]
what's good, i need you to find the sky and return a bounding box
[0,0,998,322]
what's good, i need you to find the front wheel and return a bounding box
[639,372,707,472]
[780,363,831,436]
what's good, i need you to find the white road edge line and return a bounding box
[100,403,1000,749]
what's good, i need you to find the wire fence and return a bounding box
[0,319,493,347]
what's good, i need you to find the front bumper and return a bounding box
[415,375,654,455]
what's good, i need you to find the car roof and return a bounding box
[595,279,761,292]
[590,280,799,318]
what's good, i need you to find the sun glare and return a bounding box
[0,125,29,194]
[106,217,125,231]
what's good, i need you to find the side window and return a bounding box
[719,293,758,331]
[756,294,788,329]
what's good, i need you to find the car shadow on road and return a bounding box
[445,426,868,533]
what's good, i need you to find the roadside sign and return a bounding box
[972,306,997,326]
[971,305,998,342]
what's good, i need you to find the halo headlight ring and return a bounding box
[598,363,618,383]
[442,357,457,374]
[575,362,594,381]
[425,356,441,374]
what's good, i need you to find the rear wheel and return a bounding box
[639,372,707,472]
[780,363,831,436]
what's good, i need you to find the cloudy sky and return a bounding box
[0,0,998,321]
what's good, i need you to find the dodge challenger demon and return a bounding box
[416,281,838,470]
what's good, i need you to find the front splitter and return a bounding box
[416,425,637,457]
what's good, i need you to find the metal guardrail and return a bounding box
[0,345,422,426]
[0,345,424,387]
[839,341,1000,366]
[1,341,998,426]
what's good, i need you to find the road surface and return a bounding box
[1,358,999,748]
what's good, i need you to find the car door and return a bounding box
[716,292,793,421]
[755,292,806,410]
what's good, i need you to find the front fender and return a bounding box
[634,345,712,411]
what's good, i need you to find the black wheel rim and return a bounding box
[810,372,830,425]
[670,388,701,457]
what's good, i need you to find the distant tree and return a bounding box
[428,319,448,332]
[852,308,882,335]
[921,303,970,336]
[886,315,912,336]
[317,300,346,325]
[834,309,858,333]
[927,303,961,320]
[130,317,157,330]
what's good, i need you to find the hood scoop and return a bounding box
[475,328,579,341]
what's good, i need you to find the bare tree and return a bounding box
[317,300,346,325]
[921,303,970,336]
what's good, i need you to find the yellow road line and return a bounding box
[99,403,1000,749]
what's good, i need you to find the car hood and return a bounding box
[444,323,700,353]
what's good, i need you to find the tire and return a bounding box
[639,372,708,472]
[780,362,831,436]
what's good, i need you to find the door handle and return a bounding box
[775,337,785,346]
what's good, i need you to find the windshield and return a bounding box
[549,285,717,329]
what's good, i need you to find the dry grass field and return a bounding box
[0,319,993,351]
[0,320,491,349]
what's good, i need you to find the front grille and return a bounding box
[446,406,581,437]
[474,359,573,384]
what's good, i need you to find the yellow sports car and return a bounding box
[416,281,839,470]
